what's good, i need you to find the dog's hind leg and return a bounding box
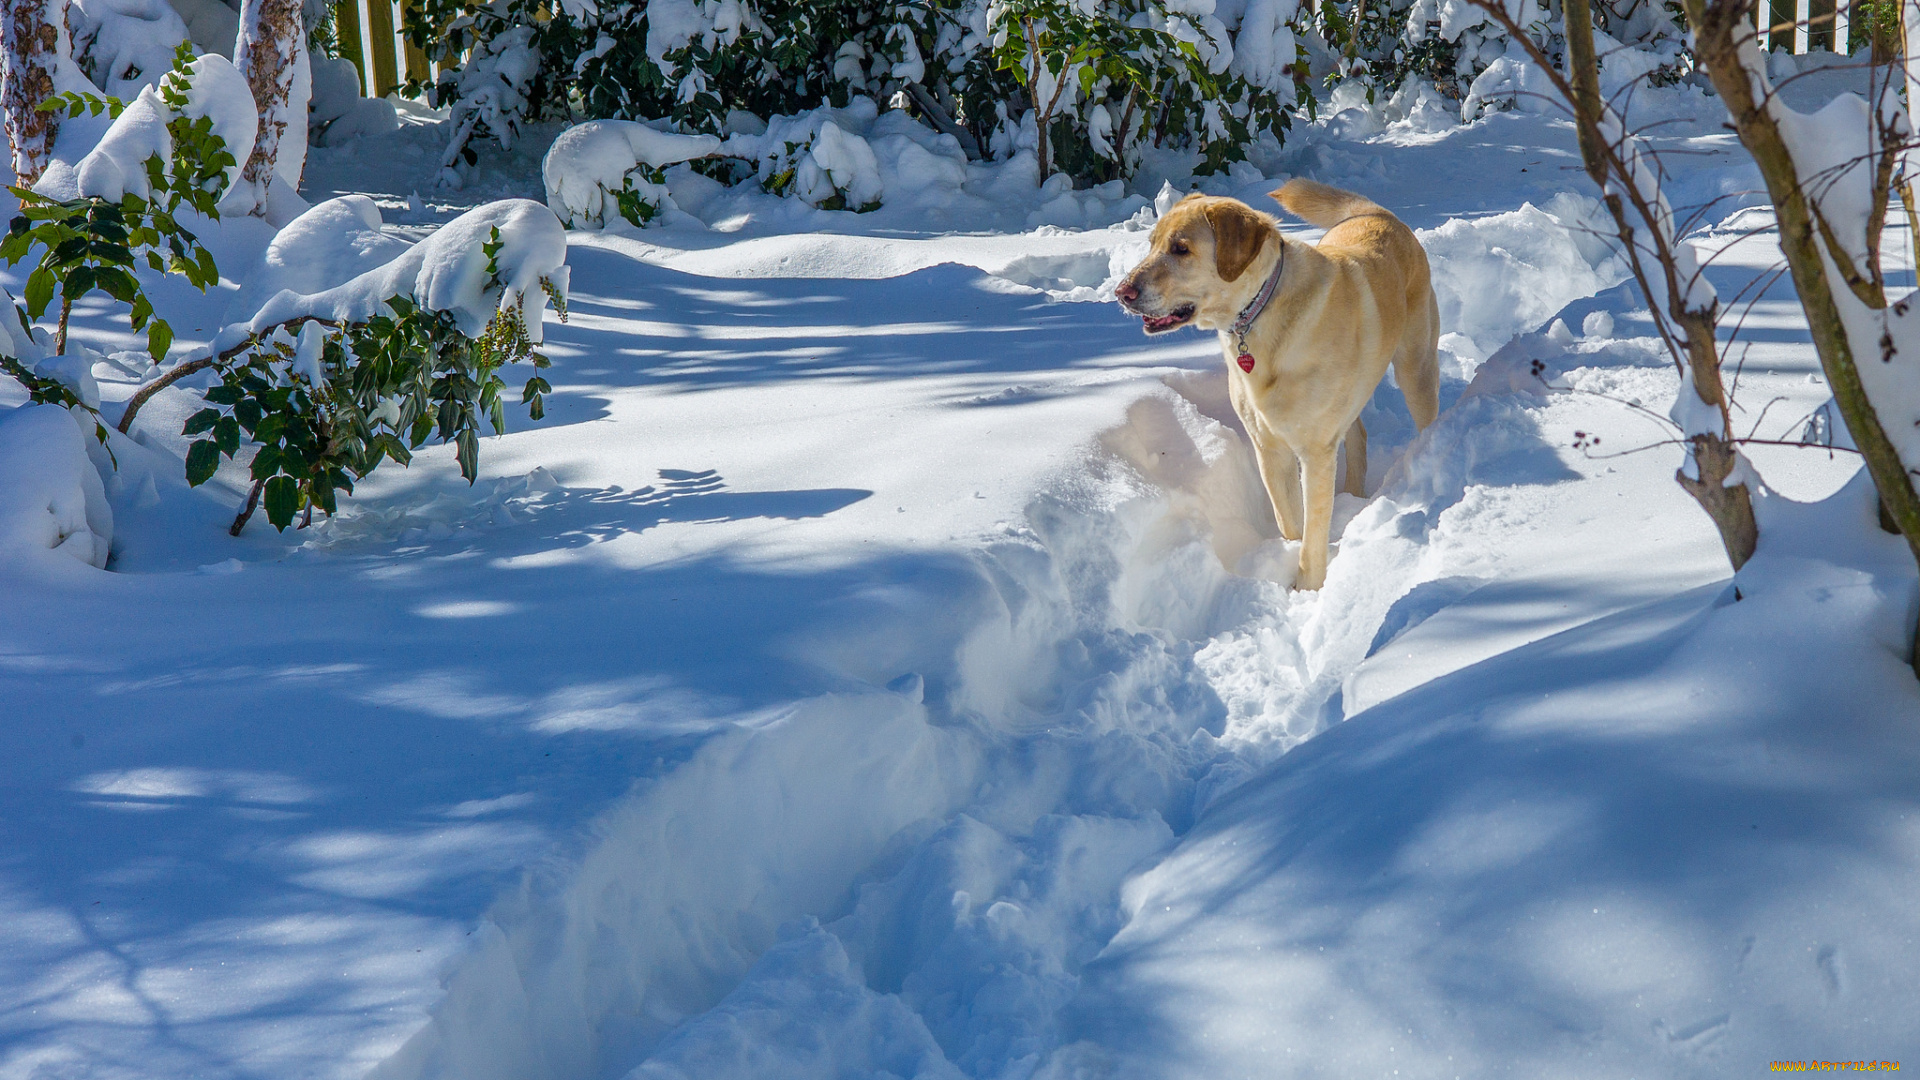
[1343,419,1368,497]
[1395,289,1442,431]
[1294,444,1339,590]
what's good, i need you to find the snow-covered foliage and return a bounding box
[541,120,720,228]
[440,25,541,180]
[172,201,571,531]
[35,52,256,211]
[224,194,415,320]
[405,0,1304,187]
[721,99,947,213]
[243,199,568,342]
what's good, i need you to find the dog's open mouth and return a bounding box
[1140,305,1195,334]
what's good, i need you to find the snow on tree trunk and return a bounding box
[2,0,69,186]
[1685,0,1920,674]
[232,0,306,216]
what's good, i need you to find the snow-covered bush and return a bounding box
[1316,0,1685,113]
[406,0,1304,187]
[4,46,232,364]
[129,200,572,533]
[439,24,541,180]
[541,120,720,228]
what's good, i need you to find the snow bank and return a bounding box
[0,405,113,569]
[35,52,257,209]
[542,120,721,228]
[224,194,415,322]
[242,199,568,342]
[1418,193,1629,362]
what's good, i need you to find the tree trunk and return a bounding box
[1,0,66,187]
[233,0,307,216]
[1686,0,1920,673]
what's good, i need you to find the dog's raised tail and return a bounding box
[1271,178,1383,229]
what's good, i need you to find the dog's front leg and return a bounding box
[1295,445,1338,590]
[1250,435,1304,541]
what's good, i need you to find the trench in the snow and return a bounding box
[363,344,1568,1080]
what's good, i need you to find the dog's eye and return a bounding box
[1169,240,1190,256]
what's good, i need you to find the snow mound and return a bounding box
[225,194,416,323]
[243,199,569,342]
[1419,193,1629,362]
[542,120,722,228]
[0,405,113,569]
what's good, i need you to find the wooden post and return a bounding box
[334,0,367,95]
[401,0,427,84]
[363,0,398,98]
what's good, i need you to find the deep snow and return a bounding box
[3,54,1917,1080]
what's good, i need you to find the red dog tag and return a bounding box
[1237,353,1256,373]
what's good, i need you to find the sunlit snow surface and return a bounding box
[5,57,1919,1080]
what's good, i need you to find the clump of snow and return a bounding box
[34,52,257,209]
[308,54,398,147]
[542,120,721,229]
[0,404,113,569]
[1418,193,1629,362]
[242,198,569,342]
[68,0,190,98]
[224,194,415,322]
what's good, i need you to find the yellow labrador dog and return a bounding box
[1115,179,1439,589]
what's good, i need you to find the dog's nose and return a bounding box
[1115,280,1139,304]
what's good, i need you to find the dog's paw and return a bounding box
[1293,564,1326,591]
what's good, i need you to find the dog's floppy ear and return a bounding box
[1204,200,1269,283]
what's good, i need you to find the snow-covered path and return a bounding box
[7,77,1920,1080]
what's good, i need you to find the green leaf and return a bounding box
[23,267,54,318]
[456,428,479,482]
[253,412,286,446]
[250,443,282,480]
[215,416,240,455]
[182,407,221,436]
[185,439,221,485]
[263,475,299,530]
[146,318,173,362]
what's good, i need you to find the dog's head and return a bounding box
[1115,194,1276,334]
